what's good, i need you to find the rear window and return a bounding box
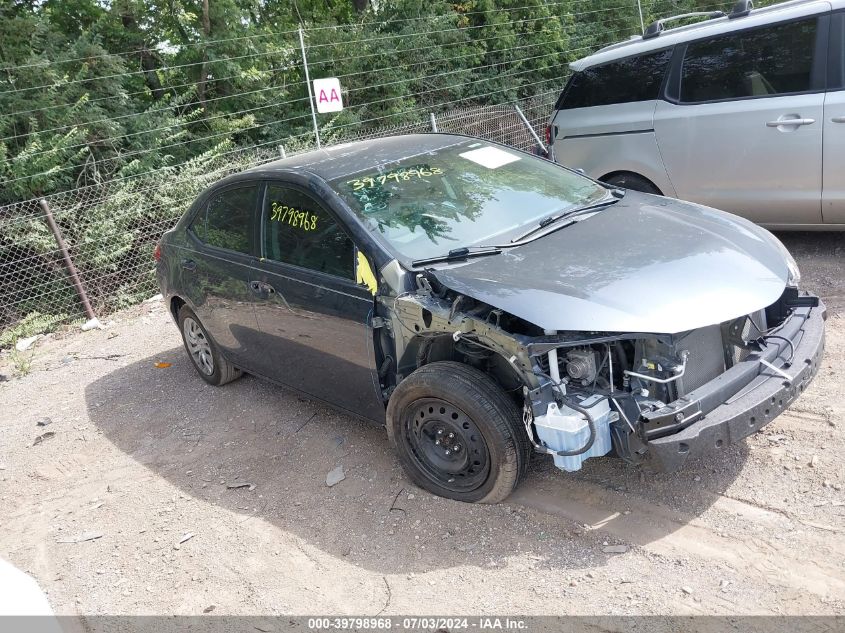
[557,49,672,110]
[679,17,819,103]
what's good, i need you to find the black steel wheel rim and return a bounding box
[403,398,490,492]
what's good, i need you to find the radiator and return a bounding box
[674,324,726,396]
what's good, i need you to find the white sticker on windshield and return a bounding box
[459,146,521,169]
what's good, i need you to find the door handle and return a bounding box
[831,116,845,123]
[766,118,815,127]
[181,259,196,271]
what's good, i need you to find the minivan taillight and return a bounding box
[153,243,162,262]
[545,124,552,146]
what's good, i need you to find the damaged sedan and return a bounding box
[156,134,826,503]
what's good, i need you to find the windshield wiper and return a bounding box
[510,189,625,243]
[411,246,502,267]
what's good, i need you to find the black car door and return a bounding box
[181,183,264,368]
[249,182,385,422]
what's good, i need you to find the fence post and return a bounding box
[636,0,645,33]
[38,197,96,322]
[513,103,546,155]
[298,27,321,149]
[429,113,438,132]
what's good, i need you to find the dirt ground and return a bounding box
[1,232,843,617]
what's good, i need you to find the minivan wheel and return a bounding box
[386,361,531,504]
[603,172,662,195]
[177,306,242,386]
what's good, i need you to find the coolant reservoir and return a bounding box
[534,395,614,472]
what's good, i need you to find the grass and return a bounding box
[8,348,34,376]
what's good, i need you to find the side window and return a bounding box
[191,185,257,254]
[263,185,355,279]
[830,12,845,91]
[680,17,819,103]
[558,49,672,109]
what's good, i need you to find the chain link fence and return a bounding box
[0,0,755,341]
[0,88,557,338]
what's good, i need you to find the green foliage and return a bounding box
[0,310,68,349]
[1,0,735,336]
[0,0,595,205]
[9,348,34,376]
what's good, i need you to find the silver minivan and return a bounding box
[548,0,845,229]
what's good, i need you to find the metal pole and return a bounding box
[636,0,646,33]
[513,103,546,155]
[429,112,438,132]
[38,197,96,320]
[299,27,321,149]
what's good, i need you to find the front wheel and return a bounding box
[386,361,531,503]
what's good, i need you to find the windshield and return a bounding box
[329,140,606,262]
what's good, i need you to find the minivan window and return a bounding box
[263,185,355,279]
[680,17,819,103]
[192,185,257,254]
[829,12,845,91]
[558,49,672,110]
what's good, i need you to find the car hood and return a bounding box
[429,193,789,334]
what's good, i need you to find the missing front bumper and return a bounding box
[644,300,826,472]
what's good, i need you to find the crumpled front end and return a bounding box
[522,287,826,472]
[383,266,825,475]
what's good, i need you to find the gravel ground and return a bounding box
[0,232,843,617]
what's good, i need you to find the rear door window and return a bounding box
[191,185,258,255]
[557,48,672,109]
[262,185,355,279]
[679,17,820,103]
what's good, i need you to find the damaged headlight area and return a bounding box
[388,272,823,481]
[772,235,801,287]
[521,287,821,472]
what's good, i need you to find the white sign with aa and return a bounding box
[313,77,343,113]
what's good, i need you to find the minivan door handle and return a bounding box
[766,117,815,127]
[181,259,196,271]
[831,116,845,123]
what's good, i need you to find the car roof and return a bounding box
[242,133,473,182]
[570,0,835,71]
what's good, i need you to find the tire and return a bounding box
[603,172,662,195]
[177,306,242,386]
[386,361,531,504]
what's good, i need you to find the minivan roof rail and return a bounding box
[589,1,819,58]
[642,1,755,40]
[728,0,755,19]
[642,10,726,40]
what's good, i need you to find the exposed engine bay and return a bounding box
[377,269,823,473]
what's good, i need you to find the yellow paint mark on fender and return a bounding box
[356,251,378,295]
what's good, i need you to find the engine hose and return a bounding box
[552,396,598,457]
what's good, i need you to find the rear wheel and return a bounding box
[177,306,242,386]
[386,361,530,503]
[603,172,662,195]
